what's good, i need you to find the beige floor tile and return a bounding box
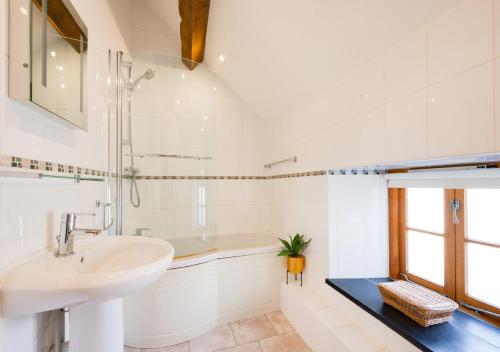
[189,324,236,352]
[220,342,262,352]
[141,342,189,352]
[230,314,277,345]
[124,347,140,352]
[265,311,294,335]
[259,332,311,352]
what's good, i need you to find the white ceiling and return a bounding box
[146,0,458,118]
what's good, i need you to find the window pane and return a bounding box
[467,243,500,308]
[407,188,444,233]
[466,189,500,245]
[407,230,444,285]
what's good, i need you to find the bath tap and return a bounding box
[56,212,101,257]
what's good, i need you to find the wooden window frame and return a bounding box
[455,190,500,321]
[389,187,499,326]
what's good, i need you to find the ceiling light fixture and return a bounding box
[217,54,225,62]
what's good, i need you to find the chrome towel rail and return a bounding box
[264,156,297,169]
[126,153,213,160]
[0,170,105,182]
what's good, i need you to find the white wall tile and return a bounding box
[331,118,360,168]
[0,0,7,56]
[329,175,388,279]
[336,217,365,260]
[428,0,493,84]
[242,181,262,205]
[131,0,148,30]
[357,107,385,166]
[385,90,427,163]
[242,205,261,232]
[242,150,263,176]
[385,28,427,101]
[353,57,385,115]
[322,78,357,126]
[145,31,176,56]
[496,0,500,58]
[130,28,147,52]
[242,122,261,152]
[428,62,494,157]
[223,122,243,151]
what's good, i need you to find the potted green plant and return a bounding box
[277,233,311,275]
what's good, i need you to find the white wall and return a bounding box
[267,175,329,294]
[0,0,133,350]
[266,0,500,297]
[0,0,132,169]
[129,0,180,57]
[266,0,500,172]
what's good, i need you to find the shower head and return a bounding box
[128,68,155,91]
[144,68,155,79]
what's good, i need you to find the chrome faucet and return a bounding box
[56,212,101,257]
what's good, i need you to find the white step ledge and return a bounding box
[281,283,421,352]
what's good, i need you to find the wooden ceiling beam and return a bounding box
[179,0,210,70]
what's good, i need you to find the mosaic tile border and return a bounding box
[2,155,385,181]
[0,155,113,177]
[135,170,327,180]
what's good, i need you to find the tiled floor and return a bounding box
[125,311,310,352]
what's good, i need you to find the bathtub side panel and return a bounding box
[123,252,284,348]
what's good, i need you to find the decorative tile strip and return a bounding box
[29,160,39,170]
[134,171,327,180]
[137,175,270,180]
[11,156,23,168]
[1,155,111,178]
[268,170,327,179]
[4,154,390,180]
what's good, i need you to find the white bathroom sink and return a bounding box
[0,235,174,317]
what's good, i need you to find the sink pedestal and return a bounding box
[70,298,124,352]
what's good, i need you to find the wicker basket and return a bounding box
[378,280,458,327]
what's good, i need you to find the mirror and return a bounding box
[8,0,88,130]
[30,0,88,129]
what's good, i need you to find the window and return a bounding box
[406,188,445,286]
[389,187,500,325]
[459,189,500,309]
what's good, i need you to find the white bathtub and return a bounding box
[123,233,284,348]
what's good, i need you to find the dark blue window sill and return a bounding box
[325,278,500,352]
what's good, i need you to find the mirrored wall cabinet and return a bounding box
[9,0,88,130]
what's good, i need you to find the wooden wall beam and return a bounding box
[179,0,210,70]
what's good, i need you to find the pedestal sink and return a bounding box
[0,235,174,352]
